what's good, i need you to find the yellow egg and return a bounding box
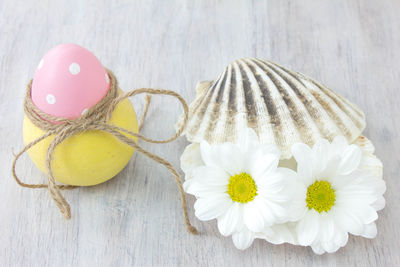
[23,95,138,186]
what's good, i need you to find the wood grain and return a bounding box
[1,0,399,266]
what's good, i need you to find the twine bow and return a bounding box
[12,69,198,234]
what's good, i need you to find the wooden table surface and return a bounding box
[1,0,399,266]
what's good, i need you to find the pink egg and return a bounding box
[31,44,110,119]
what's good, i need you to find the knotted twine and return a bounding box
[11,69,198,234]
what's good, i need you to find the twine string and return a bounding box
[11,69,197,234]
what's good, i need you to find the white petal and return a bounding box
[184,180,227,198]
[291,143,313,183]
[353,205,378,224]
[180,143,204,179]
[318,215,341,253]
[273,166,301,183]
[184,166,229,198]
[287,189,308,220]
[243,200,268,232]
[217,203,243,236]
[335,174,385,214]
[333,207,364,236]
[296,210,320,246]
[263,198,290,222]
[270,168,307,221]
[256,169,287,193]
[330,173,354,190]
[194,195,232,221]
[361,222,377,238]
[311,139,331,176]
[257,167,297,194]
[191,166,230,186]
[332,135,348,155]
[336,187,378,208]
[248,152,280,180]
[200,141,213,165]
[333,230,349,247]
[232,228,255,250]
[319,156,341,182]
[236,127,260,153]
[258,191,290,203]
[310,242,326,255]
[200,142,245,175]
[261,143,281,156]
[251,198,276,225]
[292,143,312,160]
[321,241,340,254]
[319,214,335,242]
[261,223,298,245]
[287,200,307,222]
[372,196,386,211]
[338,145,362,175]
[183,177,199,194]
[360,174,386,195]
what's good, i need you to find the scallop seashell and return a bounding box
[354,135,383,178]
[180,58,366,159]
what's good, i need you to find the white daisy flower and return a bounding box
[181,128,304,250]
[287,135,386,254]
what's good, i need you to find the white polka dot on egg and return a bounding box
[81,108,88,115]
[46,94,56,104]
[37,59,44,69]
[105,73,110,84]
[69,63,80,75]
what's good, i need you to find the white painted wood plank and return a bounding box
[1,0,399,266]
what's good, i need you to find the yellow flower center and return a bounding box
[306,180,336,213]
[227,172,257,203]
